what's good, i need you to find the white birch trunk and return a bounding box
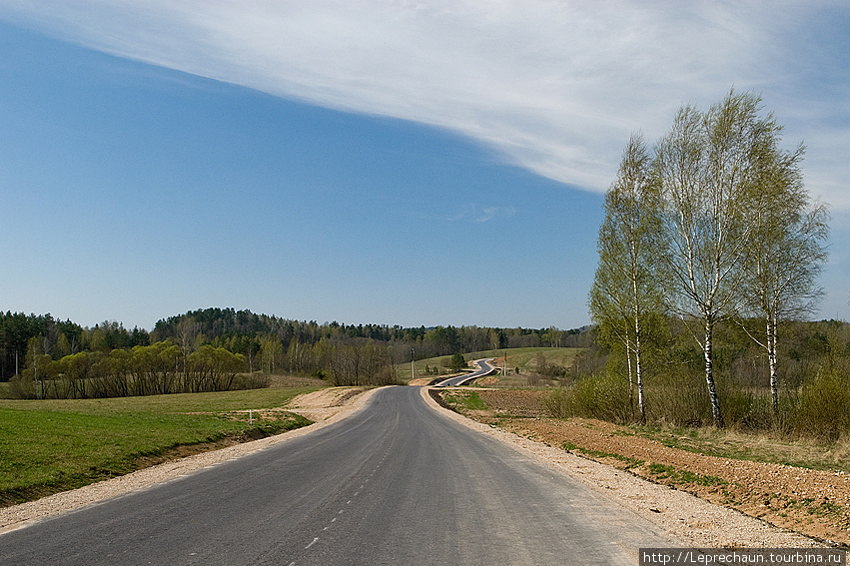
[704,319,724,428]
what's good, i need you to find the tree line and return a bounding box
[0,313,151,381]
[588,89,833,429]
[10,342,253,399]
[1,308,589,396]
[150,307,585,365]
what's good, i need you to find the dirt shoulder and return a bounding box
[0,386,378,534]
[432,387,848,547]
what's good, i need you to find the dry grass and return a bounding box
[641,426,850,474]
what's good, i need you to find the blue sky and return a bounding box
[1,1,848,331]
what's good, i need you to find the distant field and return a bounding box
[0,375,327,506]
[400,347,583,386]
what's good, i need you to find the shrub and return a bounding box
[718,386,773,431]
[8,374,36,399]
[574,372,633,423]
[793,362,850,442]
[543,388,572,419]
[231,372,272,390]
[644,366,710,426]
[543,372,632,424]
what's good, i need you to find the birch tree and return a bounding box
[741,141,829,412]
[590,133,659,423]
[653,90,776,428]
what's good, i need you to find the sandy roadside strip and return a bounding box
[420,386,824,549]
[0,386,380,534]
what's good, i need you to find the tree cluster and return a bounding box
[0,313,149,381]
[10,342,249,399]
[551,317,850,439]
[590,90,830,427]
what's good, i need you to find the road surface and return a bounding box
[0,387,677,565]
[434,357,498,387]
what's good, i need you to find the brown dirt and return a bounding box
[285,387,369,421]
[437,388,850,547]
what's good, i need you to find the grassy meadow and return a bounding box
[0,375,327,506]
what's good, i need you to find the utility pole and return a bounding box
[410,348,415,381]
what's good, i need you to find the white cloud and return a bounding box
[449,203,515,224]
[1,0,847,208]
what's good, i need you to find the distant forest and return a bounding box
[0,308,591,383]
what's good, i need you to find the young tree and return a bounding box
[589,133,659,423]
[448,353,467,373]
[741,141,829,412]
[652,90,782,427]
[176,317,202,389]
[258,334,283,374]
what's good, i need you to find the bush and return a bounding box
[718,386,773,431]
[231,372,272,390]
[543,372,633,424]
[574,372,633,423]
[793,362,850,442]
[8,374,36,400]
[542,388,572,419]
[644,367,710,426]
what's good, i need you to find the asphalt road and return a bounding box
[0,387,677,565]
[435,357,498,387]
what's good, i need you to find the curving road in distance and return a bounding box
[434,357,498,387]
[0,386,678,565]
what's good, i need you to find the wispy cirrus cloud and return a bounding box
[1,0,847,208]
[449,204,517,224]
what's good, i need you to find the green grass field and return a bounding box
[0,375,327,506]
